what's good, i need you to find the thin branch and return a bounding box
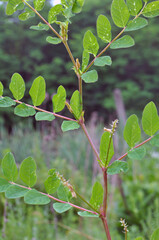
[102,169,108,217]
[101,216,111,240]
[10,182,98,215]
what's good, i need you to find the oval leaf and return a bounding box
[97,14,111,43]
[111,0,130,28]
[46,36,62,45]
[48,4,63,24]
[127,147,146,160]
[33,0,45,11]
[0,82,4,96]
[107,160,129,175]
[150,134,159,146]
[70,90,82,120]
[143,1,159,18]
[125,17,148,32]
[110,35,135,49]
[94,56,112,67]
[52,85,66,113]
[83,30,99,57]
[30,22,49,31]
[1,152,18,182]
[99,132,114,166]
[53,203,72,213]
[6,0,22,15]
[57,183,72,202]
[77,211,99,218]
[142,101,159,136]
[90,181,103,210]
[81,70,98,83]
[24,189,50,205]
[61,121,80,132]
[123,114,141,148]
[35,112,55,121]
[82,50,90,71]
[9,73,25,100]
[126,0,142,16]
[150,228,159,240]
[0,178,11,193]
[0,97,16,108]
[14,103,36,117]
[5,185,29,199]
[19,157,37,187]
[29,76,46,106]
[44,176,60,194]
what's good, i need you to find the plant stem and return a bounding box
[14,99,76,122]
[11,182,98,215]
[117,136,153,161]
[101,216,111,240]
[102,168,108,217]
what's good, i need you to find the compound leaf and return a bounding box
[90,181,103,210]
[111,0,130,28]
[24,189,50,205]
[20,157,37,187]
[81,70,98,83]
[29,76,46,106]
[110,35,135,49]
[142,101,159,136]
[14,104,36,117]
[83,30,99,57]
[123,114,141,148]
[61,121,80,132]
[53,203,72,213]
[1,152,18,182]
[97,14,111,43]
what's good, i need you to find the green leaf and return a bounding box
[18,8,35,21]
[143,1,159,18]
[48,4,63,24]
[99,132,114,166]
[35,112,55,121]
[150,134,159,146]
[0,97,16,108]
[16,2,24,10]
[107,160,129,175]
[14,104,36,117]
[46,36,62,45]
[70,90,82,120]
[30,22,49,31]
[0,178,11,193]
[90,181,103,210]
[0,82,4,96]
[52,85,66,113]
[6,0,22,15]
[29,76,46,106]
[134,237,144,240]
[81,70,98,83]
[61,121,80,132]
[142,101,159,136]
[9,73,25,100]
[94,56,112,67]
[44,175,60,194]
[82,50,90,71]
[111,0,130,28]
[77,211,99,218]
[19,157,37,187]
[150,228,159,240]
[1,152,18,182]
[53,203,72,213]
[125,17,148,32]
[83,30,99,57]
[33,0,45,11]
[97,15,111,43]
[72,0,84,13]
[123,114,141,148]
[5,185,29,199]
[57,183,72,202]
[127,147,146,160]
[126,0,142,16]
[24,189,50,205]
[110,35,135,49]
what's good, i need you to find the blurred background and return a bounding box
[0,0,159,239]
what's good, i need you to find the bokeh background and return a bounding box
[0,0,159,239]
